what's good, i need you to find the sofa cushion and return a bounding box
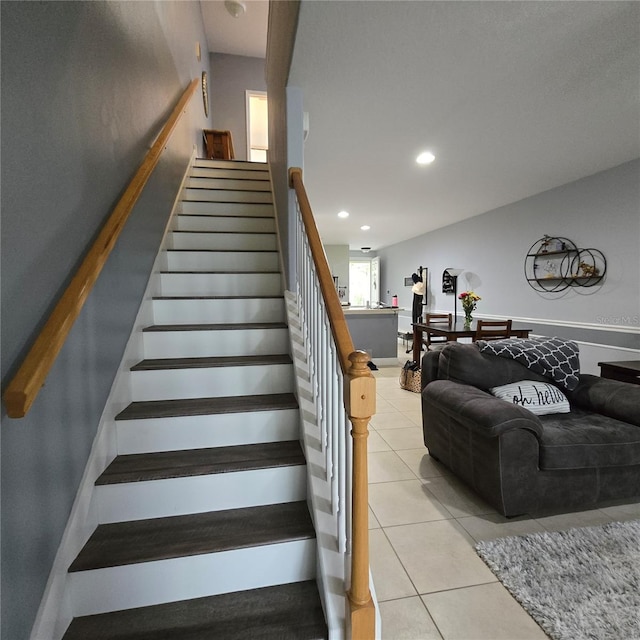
[538,407,640,470]
[490,380,570,415]
[436,342,549,390]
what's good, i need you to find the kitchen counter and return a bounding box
[343,307,401,362]
[343,307,403,315]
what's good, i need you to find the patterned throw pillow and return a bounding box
[490,380,571,415]
[477,336,580,390]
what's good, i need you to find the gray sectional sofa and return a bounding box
[421,342,640,517]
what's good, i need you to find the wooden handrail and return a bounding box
[289,167,355,373]
[3,78,199,419]
[289,167,375,638]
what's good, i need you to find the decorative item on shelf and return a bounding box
[459,291,481,328]
[579,261,599,278]
[524,235,606,292]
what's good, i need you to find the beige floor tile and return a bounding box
[422,582,549,640]
[371,412,417,430]
[369,529,417,601]
[369,479,452,527]
[384,520,496,594]
[378,426,425,451]
[402,410,423,426]
[375,396,401,414]
[457,513,547,542]
[422,476,495,518]
[368,430,392,452]
[375,366,402,379]
[388,394,422,412]
[369,506,381,529]
[599,500,640,521]
[534,507,613,532]
[396,449,448,480]
[378,387,421,401]
[379,597,443,640]
[369,451,416,483]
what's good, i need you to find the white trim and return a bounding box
[434,311,640,334]
[30,151,196,640]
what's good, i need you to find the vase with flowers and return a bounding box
[458,291,481,328]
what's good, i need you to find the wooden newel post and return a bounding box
[346,350,376,639]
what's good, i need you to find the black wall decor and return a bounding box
[524,235,606,292]
[442,270,455,293]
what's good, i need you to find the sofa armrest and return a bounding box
[421,349,441,391]
[423,380,544,439]
[566,374,640,427]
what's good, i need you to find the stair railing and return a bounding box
[289,168,376,639]
[3,78,199,419]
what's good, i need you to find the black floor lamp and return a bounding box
[444,268,464,323]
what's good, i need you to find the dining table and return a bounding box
[411,320,532,364]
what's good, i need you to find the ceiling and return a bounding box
[204,1,640,251]
[201,0,268,59]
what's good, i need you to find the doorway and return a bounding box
[245,91,268,162]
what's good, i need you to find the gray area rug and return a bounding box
[476,520,640,640]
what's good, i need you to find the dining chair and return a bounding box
[474,319,513,341]
[424,313,453,350]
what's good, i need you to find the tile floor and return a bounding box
[367,345,640,640]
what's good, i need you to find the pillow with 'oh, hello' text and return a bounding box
[489,380,571,415]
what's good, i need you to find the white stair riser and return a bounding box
[169,232,277,251]
[143,328,289,358]
[159,273,282,297]
[186,177,270,191]
[177,201,273,216]
[183,188,272,204]
[152,298,286,325]
[116,409,300,454]
[190,167,269,180]
[69,539,316,616]
[95,466,307,523]
[175,215,275,233]
[130,364,294,401]
[194,159,267,170]
[164,250,279,272]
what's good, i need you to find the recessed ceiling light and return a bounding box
[337,210,349,218]
[360,225,370,231]
[416,151,436,165]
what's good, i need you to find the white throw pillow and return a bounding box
[489,380,571,415]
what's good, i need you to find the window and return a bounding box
[349,257,379,306]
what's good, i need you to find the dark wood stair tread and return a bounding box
[115,392,298,421]
[166,248,277,252]
[96,440,305,485]
[143,322,287,332]
[63,581,327,640]
[152,294,284,300]
[69,501,314,572]
[159,270,280,274]
[131,354,292,371]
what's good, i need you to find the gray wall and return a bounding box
[377,160,640,345]
[266,0,301,289]
[0,2,212,638]
[210,53,267,161]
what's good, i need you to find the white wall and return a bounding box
[378,160,640,371]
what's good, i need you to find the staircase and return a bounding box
[62,159,328,639]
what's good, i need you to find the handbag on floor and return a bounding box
[400,360,421,393]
